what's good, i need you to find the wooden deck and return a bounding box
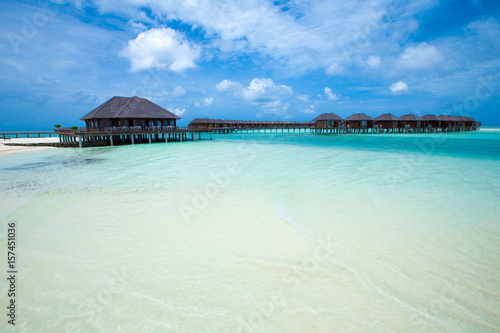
[2,131,55,139]
[210,126,313,134]
[55,127,212,147]
[210,125,480,135]
[52,123,481,148]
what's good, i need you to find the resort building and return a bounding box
[81,96,180,130]
[437,115,454,130]
[187,113,479,135]
[374,113,399,131]
[462,116,477,128]
[398,114,423,129]
[452,116,464,128]
[311,113,343,129]
[344,113,374,130]
[421,114,440,129]
[55,96,212,147]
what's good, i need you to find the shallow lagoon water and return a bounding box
[0,129,499,332]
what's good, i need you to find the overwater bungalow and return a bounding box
[437,115,455,131]
[81,96,180,130]
[311,113,343,129]
[398,114,423,131]
[55,95,215,147]
[344,113,374,133]
[452,116,464,129]
[374,113,399,132]
[421,114,440,131]
[462,116,477,129]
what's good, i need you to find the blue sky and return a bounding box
[0,0,499,129]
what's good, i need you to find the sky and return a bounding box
[0,0,499,129]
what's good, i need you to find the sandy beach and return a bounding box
[0,137,60,155]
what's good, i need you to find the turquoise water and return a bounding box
[1,129,499,332]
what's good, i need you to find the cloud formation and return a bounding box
[389,81,409,94]
[302,104,316,114]
[366,55,382,69]
[78,0,435,74]
[324,87,341,101]
[2,0,500,127]
[169,107,186,116]
[397,42,444,70]
[119,27,200,72]
[216,79,243,92]
[241,78,292,103]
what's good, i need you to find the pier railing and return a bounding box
[1,131,55,139]
[54,126,205,135]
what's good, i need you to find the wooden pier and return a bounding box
[210,124,479,135]
[55,127,212,148]
[211,126,313,134]
[2,131,54,140]
[190,114,481,136]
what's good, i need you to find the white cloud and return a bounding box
[216,79,242,92]
[324,87,341,101]
[194,96,214,107]
[119,27,200,72]
[389,81,409,94]
[302,104,316,114]
[326,62,344,75]
[366,55,382,69]
[466,18,500,41]
[297,94,310,102]
[241,78,292,103]
[81,0,436,74]
[172,86,186,97]
[170,107,186,116]
[259,100,290,118]
[397,42,444,70]
[214,78,293,117]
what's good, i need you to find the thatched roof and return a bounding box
[190,118,211,124]
[345,113,373,121]
[399,114,423,121]
[461,116,476,122]
[451,116,464,122]
[421,114,438,121]
[374,113,398,121]
[81,96,180,120]
[437,115,454,121]
[311,113,343,122]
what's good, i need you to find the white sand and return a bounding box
[0,137,60,155]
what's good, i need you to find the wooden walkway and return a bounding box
[51,123,481,148]
[210,126,313,134]
[2,131,55,139]
[55,127,212,148]
[210,125,479,135]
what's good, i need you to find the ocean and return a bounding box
[1,128,499,332]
